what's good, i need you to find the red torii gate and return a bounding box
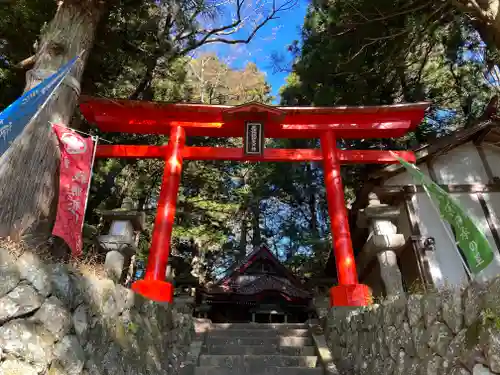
[79,96,428,307]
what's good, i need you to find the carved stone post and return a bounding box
[166,264,175,282]
[358,193,406,297]
[98,198,145,284]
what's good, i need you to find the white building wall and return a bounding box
[414,192,469,287]
[384,163,431,186]
[477,193,500,281]
[396,202,412,239]
[430,143,489,184]
[481,144,500,179]
[379,142,500,286]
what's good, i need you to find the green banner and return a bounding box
[394,155,494,274]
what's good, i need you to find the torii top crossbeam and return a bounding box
[79,96,429,308]
[80,96,428,139]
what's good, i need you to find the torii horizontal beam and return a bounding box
[95,145,416,164]
[80,96,428,139]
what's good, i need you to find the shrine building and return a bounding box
[344,119,500,299]
[195,245,313,323]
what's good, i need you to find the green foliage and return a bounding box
[0,0,305,284]
[464,306,500,351]
[127,322,139,334]
[482,308,500,330]
[272,0,500,277]
[83,51,277,283]
[0,0,56,108]
[6,0,500,287]
[281,0,496,131]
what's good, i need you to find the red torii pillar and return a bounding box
[321,131,357,285]
[80,97,429,307]
[132,126,186,301]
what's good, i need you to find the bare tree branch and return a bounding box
[175,0,247,44]
[416,39,436,83]
[131,0,295,100]
[15,55,36,69]
[179,0,298,55]
[340,2,449,66]
[328,0,440,40]
[270,51,293,74]
[346,2,369,21]
[353,1,434,25]
[451,0,491,23]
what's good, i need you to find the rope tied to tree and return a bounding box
[25,69,81,96]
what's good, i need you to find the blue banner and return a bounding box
[0,56,80,156]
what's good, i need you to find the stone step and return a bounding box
[198,355,318,368]
[202,344,316,356]
[194,366,323,375]
[207,328,310,338]
[204,336,313,347]
[211,323,308,330]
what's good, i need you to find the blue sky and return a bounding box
[195,12,500,107]
[196,0,309,103]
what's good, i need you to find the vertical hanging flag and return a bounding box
[52,125,96,257]
[0,55,81,156]
[392,153,494,274]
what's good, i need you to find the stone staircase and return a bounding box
[192,323,324,375]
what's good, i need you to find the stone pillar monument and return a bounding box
[357,193,406,297]
[97,198,145,284]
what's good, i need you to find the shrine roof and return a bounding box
[363,121,500,183]
[204,274,312,299]
[215,245,303,288]
[79,96,429,139]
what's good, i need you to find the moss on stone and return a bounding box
[482,307,500,330]
[114,321,129,347]
[127,322,139,334]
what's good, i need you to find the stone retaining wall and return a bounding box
[0,247,194,375]
[324,279,500,375]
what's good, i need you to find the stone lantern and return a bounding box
[357,193,406,297]
[97,198,145,284]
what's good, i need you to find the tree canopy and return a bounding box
[0,0,499,285]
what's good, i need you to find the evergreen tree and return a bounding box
[0,0,295,243]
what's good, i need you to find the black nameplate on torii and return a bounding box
[244,122,264,156]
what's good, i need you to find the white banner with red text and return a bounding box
[52,125,96,256]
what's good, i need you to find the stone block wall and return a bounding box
[0,247,194,375]
[324,278,500,375]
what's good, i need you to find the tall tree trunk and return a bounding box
[453,0,500,51]
[85,159,134,225]
[237,212,247,263]
[309,192,318,237]
[396,66,411,102]
[251,199,261,247]
[129,53,160,101]
[0,1,106,243]
[305,163,319,237]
